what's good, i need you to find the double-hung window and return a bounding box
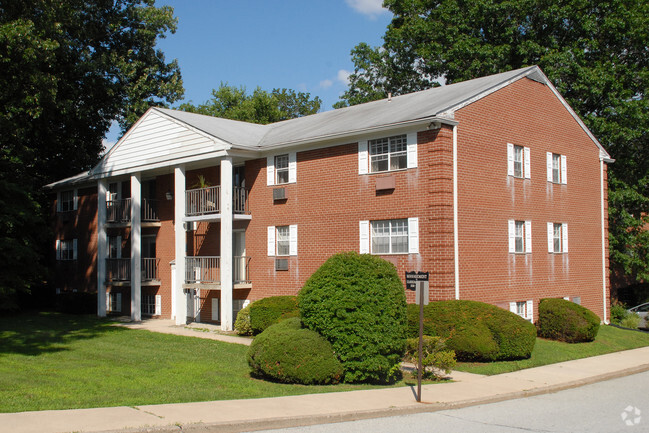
[547,222,568,253]
[267,152,296,185]
[274,154,289,185]
[370,135,407,172]
[508,220,532,253]
[546,152,567,184]
[56,239,77,261]
[276,226,290,256]
[359,218,419,255]
[57,189,77,212]
[267,225,298,256]
[141,294,161,316]
[510,300,533,322]
[507,143,530,179]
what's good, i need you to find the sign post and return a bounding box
[405,271,429,403]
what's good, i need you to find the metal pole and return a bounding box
[417,281,424,402]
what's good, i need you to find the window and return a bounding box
[547,222,568,253]
[546,152,567,184]
[267,225,297,256]
[507,143,530,179]
[508,220,531,253]
[108,236,121,259]
[267,152,296,186]
[370,135,407,173]
[56,239,77,261]
[58,189,77,212]
[107,292,122,313]
[275,154,289,184]
[510,300,533,322]
[359,218,419,255]
[142,294,161,316]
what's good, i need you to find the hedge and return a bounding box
[407,300,536,361]
[299,252,407,384]
[248,295,299,335]
[247,317,343,384]
[537,298,600,343]
[234,303,252,335]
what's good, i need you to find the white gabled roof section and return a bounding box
[92,108,232,177]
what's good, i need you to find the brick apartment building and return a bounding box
[47,66,613,330]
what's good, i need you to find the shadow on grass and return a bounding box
[0,311,123,356]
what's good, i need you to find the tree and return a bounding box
[338,0,649,284]
[179,84,321,124]
[0,0,183,305]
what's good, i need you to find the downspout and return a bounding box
[600,158,608,323]
[453,125,460,300]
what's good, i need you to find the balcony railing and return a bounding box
[184,256,250,284]
[106,198,159,223]
[106,258,160,283]
[185,186,249,217]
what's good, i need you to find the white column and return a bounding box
[97,179,107,317]
[174,165,187,325]
[131,173,142,321]
[220,157,233,331]
[453,125,460,300]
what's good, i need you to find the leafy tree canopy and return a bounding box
[337,0,649,283]
[0,0,183,303]
[179,84,322,124]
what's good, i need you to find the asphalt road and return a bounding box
[252,370,648,433]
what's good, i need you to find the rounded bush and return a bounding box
[537,298,600,343]
[298,252,408,383]
[247,318,343,385]
[234,303,252,336]
[407,300,537,361]
[248,295,299,335]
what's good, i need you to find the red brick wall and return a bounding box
[455,77,609,320]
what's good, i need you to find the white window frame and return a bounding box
[267,224,297,256]
[267,152,296,186]
[57,189,78,212]
[547,222,568,253]
[56,239,77,261]
[510,300,534,322]
[508,220,531,254]
[359,218,419,255]
[359,132,417,175]
[546,152,567,184]
[507,143,530,179]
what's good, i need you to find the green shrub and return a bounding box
[619,312,641,329]
[234,303,252,336]
[406,300,536,361]
[537,298,600,343]
[247,318,343,385]
[298,252,408,384]
[248,295,299,335]
[610,303,628,325]
[404,336,456,380]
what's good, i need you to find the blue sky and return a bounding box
[105,0,392,146]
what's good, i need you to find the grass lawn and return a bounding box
[456,325,649,375]
[0,312,396,413]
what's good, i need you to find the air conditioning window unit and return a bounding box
[275,258,289,271]
[273,187,286,201]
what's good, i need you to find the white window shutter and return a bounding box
[509,302,517,313]
[562,223,568,252]
[525,220,532,253]
[267,226,275,256]
[73,239,78,260]
[155,295,162,316]
[288,152,297,183]
[266,156,274,186]
[524,147,531,179]
[359,220,370,254]
[73,189,79,210]
[546,152,553,182]
[547,222,554,253]
[408,217,419,254]
[211,298,220,321]
[358,141,368,174]
[115,293,122,313]
[407,132,417,168]
[289,224,298,256]
[508,220,515,253]
[106,292,111,312]
[526,300,534,322]
[56,240,61,260]
[561,155,567,184]
[507,143,514,176]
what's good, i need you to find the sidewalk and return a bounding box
[3,320,649,433]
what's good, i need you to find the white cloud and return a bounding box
[337,69,351,85]
[319,79,333,89]
[345,0,388,18]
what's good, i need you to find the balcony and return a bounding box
[185,186,249,217]
[106,258,161,285]
[106,198,159,224]
[184,256,251,287]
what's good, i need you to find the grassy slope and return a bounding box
[455,325,649,375]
